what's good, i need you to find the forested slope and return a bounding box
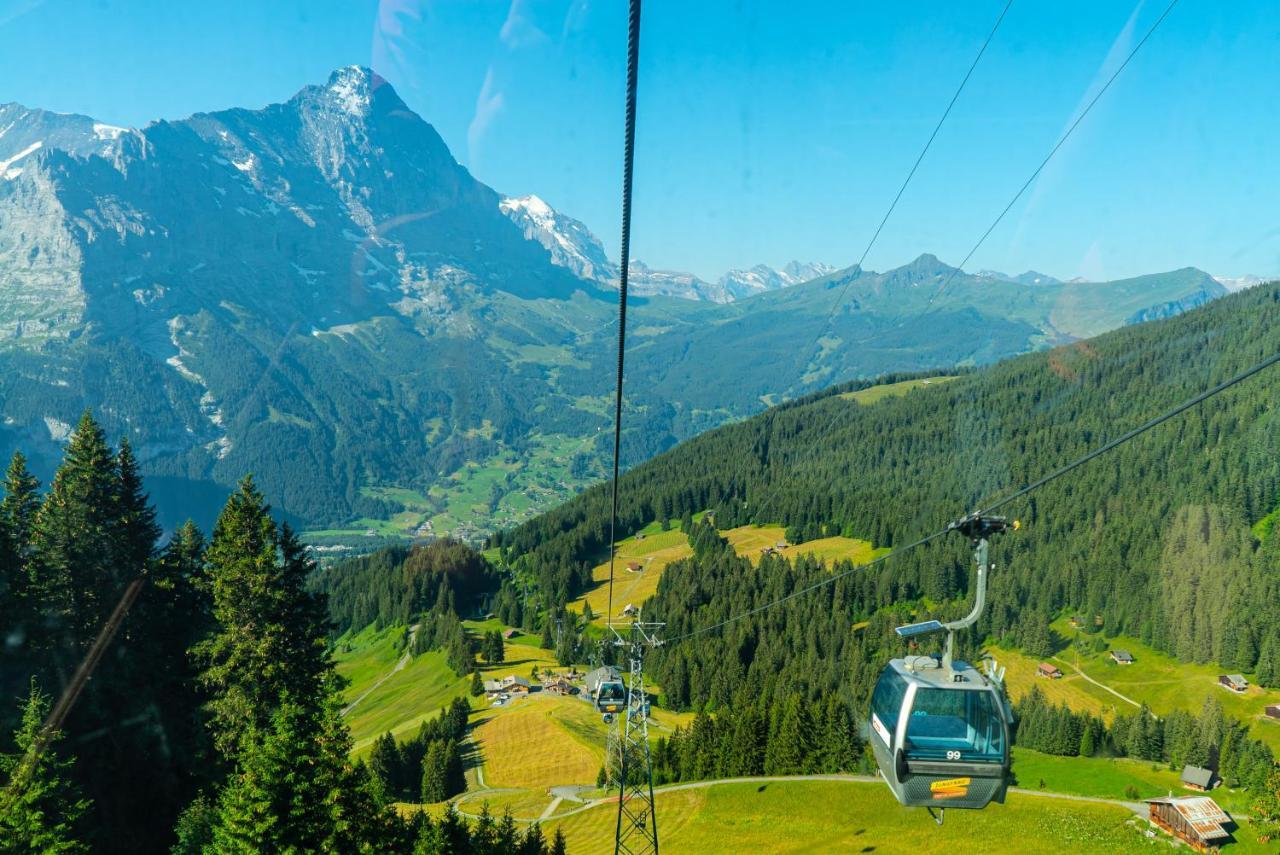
[495,281,1280,684]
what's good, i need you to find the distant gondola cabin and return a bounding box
[1109,649,1134,665]
[1036,663,1062,679]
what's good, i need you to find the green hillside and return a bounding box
[497,281,1280,689]
[483,282,1280,842]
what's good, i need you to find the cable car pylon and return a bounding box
[611,616,663,855]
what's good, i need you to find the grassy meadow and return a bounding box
[722,523,887,566]
[571,524,694,625]
[543,781,1167,855]
[838,375,960,405]
[471,698,605,790]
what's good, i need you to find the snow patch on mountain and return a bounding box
[327,65,373,117]
[0,140,41,179]
[43,416,71,443]
[93,123,128,140]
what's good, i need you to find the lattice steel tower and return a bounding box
[613,620,663,855]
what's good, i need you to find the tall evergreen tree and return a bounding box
[421,740,449,803]
[30,412,121,652]
[195,477,332,756]
[368,732,402,801]
[209,688,394,853]
[0,682,90,854]
[765,695,815,775]
[0,453,39,709]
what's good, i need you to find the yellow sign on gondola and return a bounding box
[930,777,971,798]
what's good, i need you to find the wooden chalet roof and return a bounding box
[1147,796,1231,840]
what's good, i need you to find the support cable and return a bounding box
[606,0,644,629]
[744,0,1179,531]
[898,0,1180,321]
[820,0,1015,329]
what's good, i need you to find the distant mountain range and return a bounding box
[499,192,833,303]
[0,67,1233,534]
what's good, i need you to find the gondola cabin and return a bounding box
[586,665,627,715]
[869,655,1011,810]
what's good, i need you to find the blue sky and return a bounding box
[1,0,1277,281]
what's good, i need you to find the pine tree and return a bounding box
[30,412,121,651]
[472,802,498,851]
[443,738,467,798]
[209,684,403,853]
[195,477,332,756]
[170,794,218,855]
[411,811,446,854]
[518,821,548,855]
[368,732,402,800]
[0,453,38,701]
[113,438,160,577]
[0,452,39,611]
[210,697,336,852]
[496,808,520,850]
[471,670,485,696]
[421,740,449,803]
[556,623,577,667]
[550,827,569,855]
[0,682,90,853]
[1079,719,1097,757]
[765,694,814,775]
[0,451,40,548]
[437,804,472,853]
[1256,631,1280,688]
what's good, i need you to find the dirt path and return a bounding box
[539,796,563,821]
[341,624,418,718]
[453,773,1151,823]
[1050,654,1154,716]
[1009,786,1145,816]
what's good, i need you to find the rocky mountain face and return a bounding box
[0,67,1229,534]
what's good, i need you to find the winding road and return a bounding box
[341,624,419,718]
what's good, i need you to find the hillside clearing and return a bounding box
[1048,621,1280,752]
[839,375,960,405]
[471,696,604,790]
[572,527,693,624]
[723,524,887,566]
[988,645,1118,720]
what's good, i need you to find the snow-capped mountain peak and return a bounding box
[325,65,376,117]
[500,194,615,283]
